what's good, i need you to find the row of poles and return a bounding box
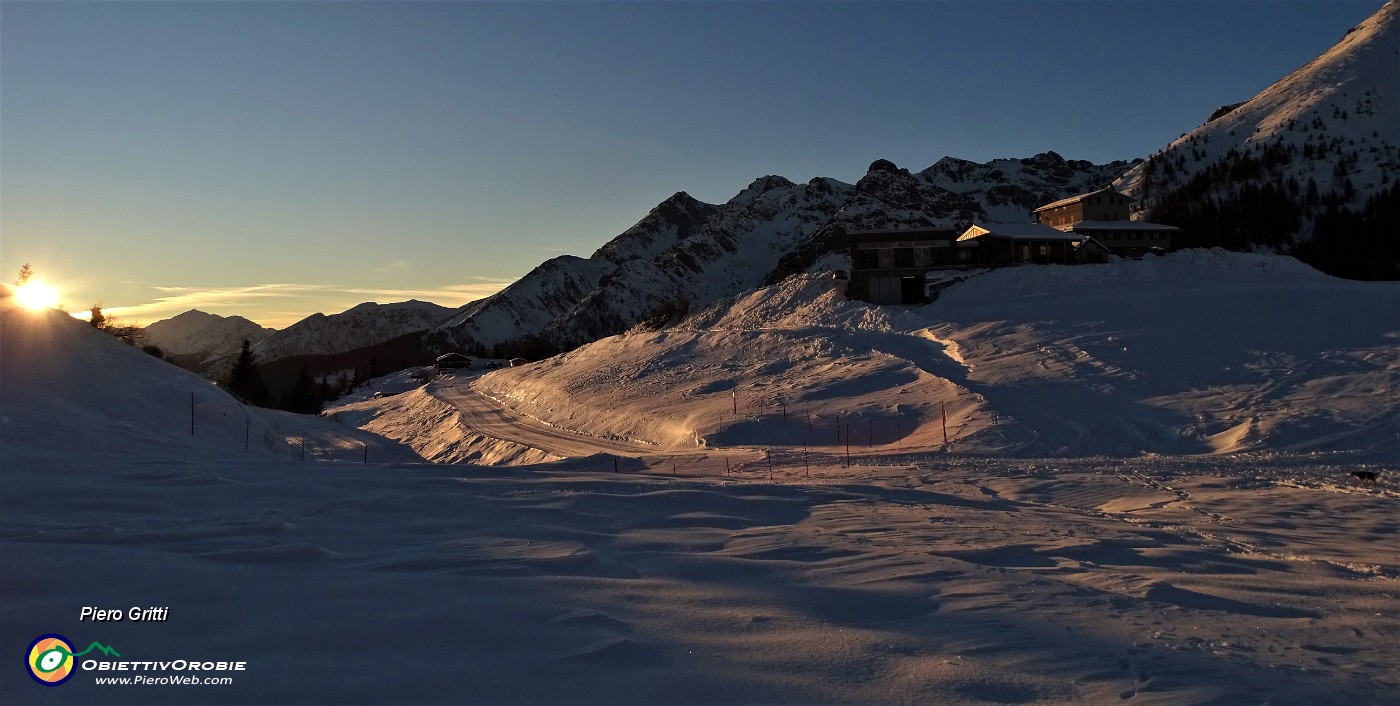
[731,390,951,448]
[188,392,372,463]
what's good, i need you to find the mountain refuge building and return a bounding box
[1033,187,1179,257]
[1033,186,1133,226]
[846,188,1181,305]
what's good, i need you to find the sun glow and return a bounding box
[14,280,61,311]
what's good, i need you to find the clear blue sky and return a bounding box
[1,1,1380,327]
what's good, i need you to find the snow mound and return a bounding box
[680,274,894,333]
[330,386,560,465]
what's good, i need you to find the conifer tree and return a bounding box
[283,364,323,414]
[226,340,268,405]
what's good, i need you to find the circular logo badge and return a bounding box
[27,634,76,686]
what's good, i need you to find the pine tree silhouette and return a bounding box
[226,340,268,405]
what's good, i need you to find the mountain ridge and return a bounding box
[1115,0,1398,276]
[435,151,1133,355]
[144,309,276,365]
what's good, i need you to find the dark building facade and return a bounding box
[847,228,959,305]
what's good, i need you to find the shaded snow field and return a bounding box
[3,250,1398,704]
[4,451,1397,704]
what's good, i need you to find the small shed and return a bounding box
[435,352,472,372]
[508,357,530,368]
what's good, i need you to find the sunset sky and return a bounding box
[1,1,1379,328]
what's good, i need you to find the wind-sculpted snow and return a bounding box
[4,446,1397,703]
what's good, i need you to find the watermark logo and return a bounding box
[26,633,120,687]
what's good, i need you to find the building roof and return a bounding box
[435,352,470,363]
[1066,220,1180,232]
[1032,187,1128,213]
[958,222,1082,242]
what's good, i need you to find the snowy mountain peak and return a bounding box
[733,175,799,205]
[144,308,275,361]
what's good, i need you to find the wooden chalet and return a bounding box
[434,352,472,372]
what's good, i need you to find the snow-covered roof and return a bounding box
[958,223,1082,242]
[1068,220,1180,232]
[1033,187,1127,213]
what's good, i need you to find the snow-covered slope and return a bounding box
[438,152,1133,352]
[466,252,1399,459]
[143,308,275,362]
[253,299,456,363]
[1,302,290,458]
[0,298,421,463]
[1116,1,1399,256]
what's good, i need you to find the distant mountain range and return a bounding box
[146,300,457,380]
[251,300,456,363]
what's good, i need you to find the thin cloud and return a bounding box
[341,282,513,302]
[373,259,412,273]
[99,281,514,328]
[104,284,329,321]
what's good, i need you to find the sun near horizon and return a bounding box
[12,280,61,312]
